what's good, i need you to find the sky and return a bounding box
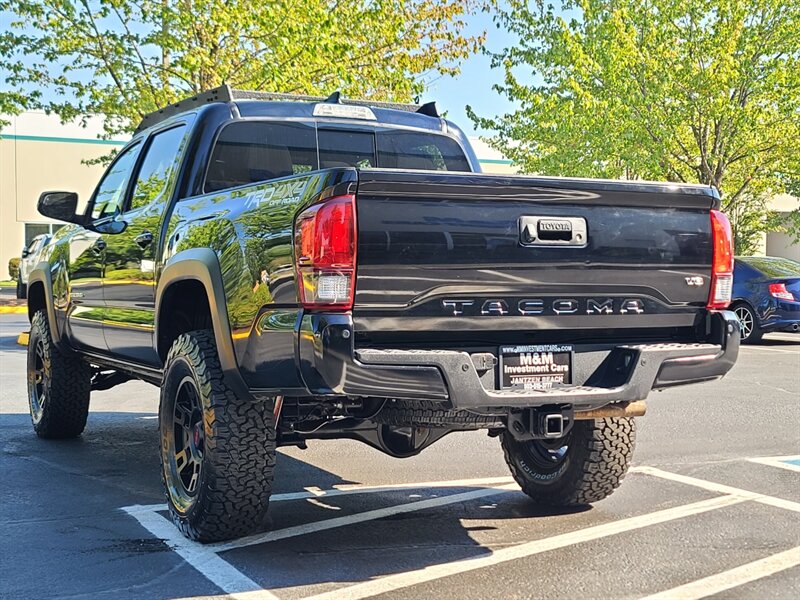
[0,4,524,140]
[427,8,519,138]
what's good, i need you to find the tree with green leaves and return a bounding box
[469,0,800,253]
[1,0,484,137]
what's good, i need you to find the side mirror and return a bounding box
[21,248,30,258]
[37,191,83,225]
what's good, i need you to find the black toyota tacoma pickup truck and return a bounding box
[26,86,739,542]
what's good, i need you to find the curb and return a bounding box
[17,332,29,346]
[0,306,27,314]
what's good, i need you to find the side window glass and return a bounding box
[204,121,317,194]
[128,125,187,211]
[91,144,140,220]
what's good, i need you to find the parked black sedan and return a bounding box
[732,256,800,343]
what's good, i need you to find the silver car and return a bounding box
[17,234,50,299]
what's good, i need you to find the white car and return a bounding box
[17,234,50,299]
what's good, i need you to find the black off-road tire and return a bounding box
[27,310,91,438]
[501,418,635,506]
[16,278,26,299]
[159,330,276,543]
[375,400,504,429]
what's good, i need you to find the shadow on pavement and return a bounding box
[757,335,800,346]
[0,409,590,598]
[0,331,26,353]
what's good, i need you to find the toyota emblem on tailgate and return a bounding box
[519,216,587,247]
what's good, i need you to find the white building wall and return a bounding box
[0,111,127,276]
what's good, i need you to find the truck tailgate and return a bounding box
[353,170,718,343]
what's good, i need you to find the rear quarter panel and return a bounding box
[162,168,357,388]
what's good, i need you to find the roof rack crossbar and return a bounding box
[135,85,438,133]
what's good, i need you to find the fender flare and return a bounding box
[155,248,248,396]
[27,261,62,344]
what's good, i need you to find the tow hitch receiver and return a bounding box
[507,405,574,441]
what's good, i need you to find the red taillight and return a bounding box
[294,194,357,310]
[707,210,733,310]
[769,283,794,301]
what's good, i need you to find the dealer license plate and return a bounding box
[498,344,573,391]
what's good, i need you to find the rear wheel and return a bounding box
[160,330,276,542]
[26,310,91,438]
[501,418,635,506]
[733,303,762,344]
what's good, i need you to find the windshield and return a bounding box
[737,256,800,278]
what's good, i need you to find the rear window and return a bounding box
[737,256,800,278]
[203,120,469,194]
[318,129,376,169]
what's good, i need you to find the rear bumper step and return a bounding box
[297,311,740,410]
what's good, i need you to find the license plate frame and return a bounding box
[498,344,574,391]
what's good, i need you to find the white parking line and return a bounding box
[634,466,800,513]
[641,546,800,600]
[747,456,800,474]
[210,483,519,552]
[128,475,516,512]
[122,468,800,600]
[122,505,278,600]
[301,495,747,600]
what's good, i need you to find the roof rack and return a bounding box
[135,85,439,133]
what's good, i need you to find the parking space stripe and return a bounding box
[122,506,278,600]
[634,466,800,513]
[126,476,516,513]
[747,456,800,474]
[641,546,800,600]
[210,483,519,553]
[301,495,747,600]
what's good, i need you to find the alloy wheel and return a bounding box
[522,429,573,473]
[167,376,205,509]
[29,339,47,423]
[734,305,754,340]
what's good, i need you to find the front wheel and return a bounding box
[501,418,635,506]
[16,278,26,299]
[27,310,91,438]
[159,330,276,542]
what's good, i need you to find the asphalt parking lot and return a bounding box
[1,312,798,600]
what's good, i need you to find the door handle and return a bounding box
[91,238,107,254]
[135,231,154,248]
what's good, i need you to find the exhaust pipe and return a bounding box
[575,401,647,420]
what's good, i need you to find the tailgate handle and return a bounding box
[520,216,587,247]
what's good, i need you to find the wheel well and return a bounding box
[157,280,213,361]
[27,281,46,323]
[730,299,754,312]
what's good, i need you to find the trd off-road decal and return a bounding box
[238,179,310,210]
